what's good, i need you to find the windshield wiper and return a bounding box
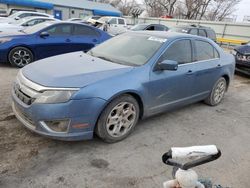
[96,56,113,62]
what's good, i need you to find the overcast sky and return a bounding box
[235,0,250,21]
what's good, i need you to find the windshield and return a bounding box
[130,24,147,31]
[22,22,53,34]
[88,33,166,66]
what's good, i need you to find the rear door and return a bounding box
[70,24,100,52]
[190,39,221,97]
[35,24,73,59]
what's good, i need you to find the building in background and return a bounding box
[0,0,121,20]
[243,15,250,22]
[222,15,237,22]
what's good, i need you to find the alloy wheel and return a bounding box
[106,102,137,138]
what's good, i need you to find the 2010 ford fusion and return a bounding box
[12,31,235,143]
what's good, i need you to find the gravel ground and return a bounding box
[0,63,249,188]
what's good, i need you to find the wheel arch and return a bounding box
[221,74,230,90]
[99,90,145,121]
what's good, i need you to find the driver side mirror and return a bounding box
[155,60,178,71]
[40,31,50,38]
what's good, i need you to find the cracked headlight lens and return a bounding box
[35,90,77,104]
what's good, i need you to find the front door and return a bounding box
[146,39,196,115]
[35,24,73,60]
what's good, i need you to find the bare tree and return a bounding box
[144,0,178,17]
[206,0,241,21]
[143,0,241,21]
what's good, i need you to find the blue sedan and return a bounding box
[12,31,235,142]
[0,21,111,67]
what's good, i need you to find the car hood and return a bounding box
[0,30,26,37]
[0,17,12,23]
[234,45,250,55]
[22,52,134,88]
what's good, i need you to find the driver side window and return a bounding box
[45,24,72,36]
[159,39,192,64]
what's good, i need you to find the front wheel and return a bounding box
[8,47,34,68]
[95,95,140,143]
[204,77,227,106]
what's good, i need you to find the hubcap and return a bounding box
[12,50,31,66]
[214,80,226,104]
[106,102,136,137]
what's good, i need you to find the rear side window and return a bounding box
[155,25,166,31]
[199,29,207,37]
[159,39,192,64]
[206,29,216,41]
[73,25,99,36]
[195,40,219,61]
[118,19,125,25]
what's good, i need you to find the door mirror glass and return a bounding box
[156,60,178,71]
[40,31,50,38]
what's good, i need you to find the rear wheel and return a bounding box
[95,95,140,143]
[204,77,227,106]
[8,47,34,68]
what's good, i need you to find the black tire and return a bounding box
[95,94,140,143]
[204,77,227,106]
[8,47,34,68]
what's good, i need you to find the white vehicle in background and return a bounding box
[89,16,128,36]
[0,11,53,23]
[0,17,58,32]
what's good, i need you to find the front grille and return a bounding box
[14,84,35,105]
[13,103,35,128]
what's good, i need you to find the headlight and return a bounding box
[0,37,12,44]
[236,53,244,60]
[35,90,77,104]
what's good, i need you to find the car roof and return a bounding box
[136,23,165,26]
[175,24,213,30]
[130,31,211,41]
[21,16,56,21]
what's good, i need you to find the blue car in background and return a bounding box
[12,32,235,142]
[0,21,111,67]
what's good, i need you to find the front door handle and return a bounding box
[93,39,98,43]
[216,64,221,68]
[66,39,71,42]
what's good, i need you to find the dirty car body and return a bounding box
[12,31,235,141]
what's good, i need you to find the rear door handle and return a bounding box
[93,39,98,43]
[66,39,71,42]
[186,70,194,75]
